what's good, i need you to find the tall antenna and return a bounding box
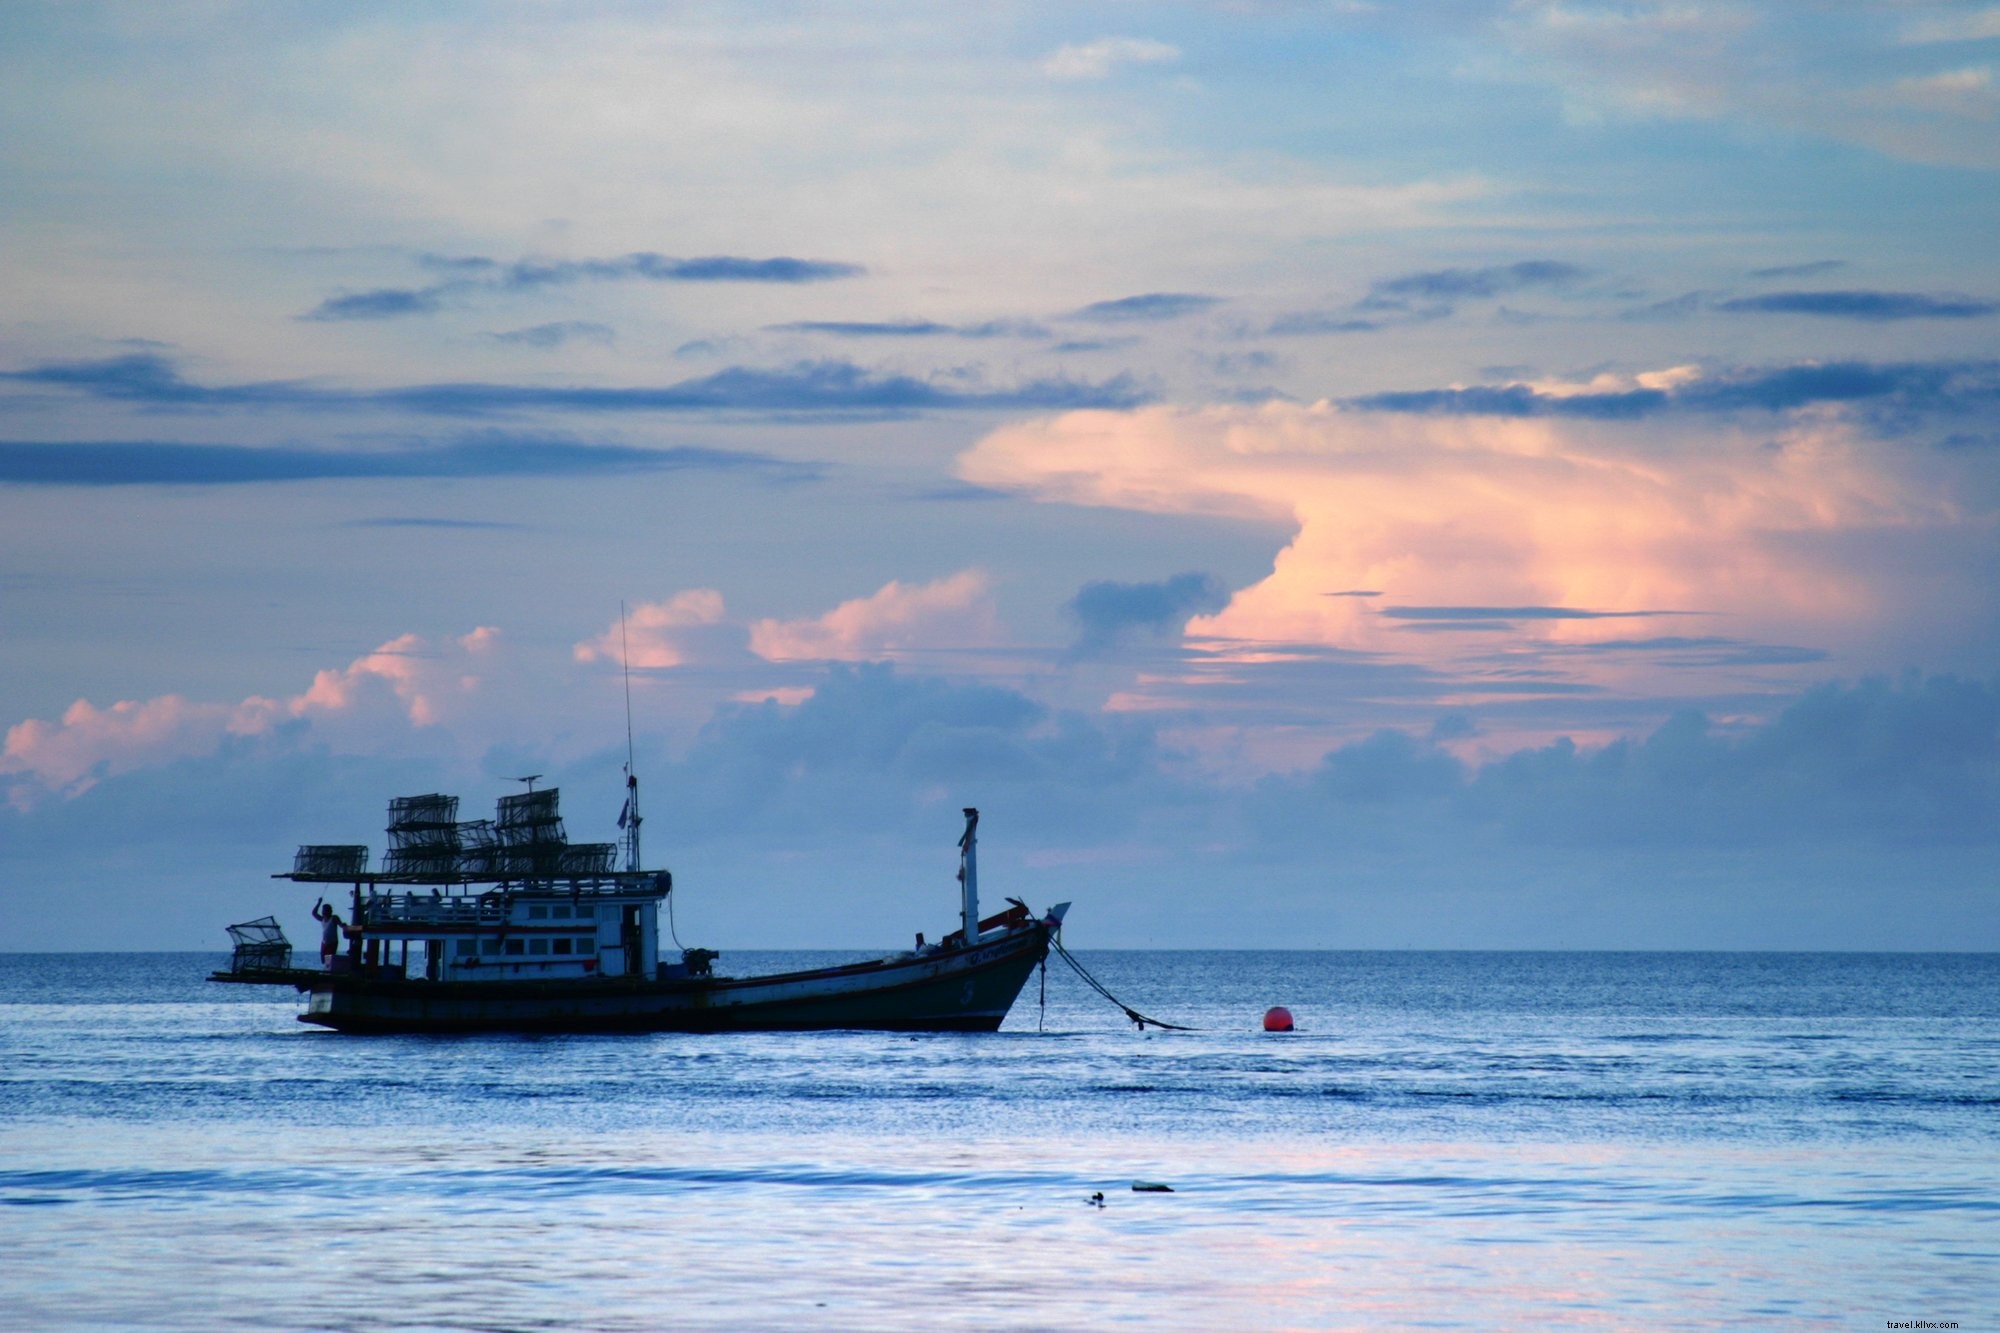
[621,601,636,774]
[618,601,643,871]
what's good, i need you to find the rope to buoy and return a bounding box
[1049,936,1196,1031]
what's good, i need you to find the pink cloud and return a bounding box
[960,397,1974,708]
[747,570,1000,662]
[575,592,728,669]
[2,630,500,808]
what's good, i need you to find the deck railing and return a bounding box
[357,892,619,927]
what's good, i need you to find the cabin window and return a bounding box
[552,904,571,919]
[529,938,549,955]
[480,938,501,956]
[455,939,476,957]
[504,939,525,956]
[529,905,549,920]
[552,938,572,955]
[574,936,596,954]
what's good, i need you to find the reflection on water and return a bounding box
[2,951,1996,1328]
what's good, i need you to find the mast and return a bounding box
[620,602,643,872]
[958,807,979,944]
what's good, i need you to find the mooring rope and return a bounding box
[1049,936,1197,1031]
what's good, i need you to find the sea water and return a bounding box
[2,951,1995,1329]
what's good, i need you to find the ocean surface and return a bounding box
[2,950,1996,1330]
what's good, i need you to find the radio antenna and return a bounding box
[618,601,642,871]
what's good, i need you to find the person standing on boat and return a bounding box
[312,899,343,966]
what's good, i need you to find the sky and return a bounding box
[2,1,1997,951]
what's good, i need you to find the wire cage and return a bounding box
[494,788,568,877]
[496,790,566,845]
[383,847,460,879]
[496,787,560,827]
[387,794,461,851]
[453,819,503,877]
[293,844,369,878]
[558,843,617,876]
[225,916,292,972]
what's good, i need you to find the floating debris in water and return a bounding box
[1131,1181,1174,1193]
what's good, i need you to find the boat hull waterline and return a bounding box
[229,920,1055,1035]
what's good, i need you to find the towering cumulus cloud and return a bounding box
[960,395,1982,706]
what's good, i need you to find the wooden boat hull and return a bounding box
[231,923,1054,1035]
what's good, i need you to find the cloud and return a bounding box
[748,570,1001,662]
[633,255,863,283]
[1900,8,2000,45]
[1747,260,1846,279]
[2,629,501,808]
[1067,572,1230,658]
[575,591,736,670]
[0,434,816,486]
[1369,260,1587,303]
[1342,359,2000,419]
[765,319,1051,340]
[1251,673,2000,849]
[1068,292,1223,323]
[1459,674,2000,847]
[768,320,952,338]
[2,352,1151,418]
[663,661,1175,849]
[957,395,1995,722]
[301,252,867,320]
[1501,1,2000,167]
[344,517,526,530]
[1262,261,1584,335]
[1264,311,1383,337]
[488,321,616,348]
[304,287,450,321]
[1345,383,1663,418]
[1048,337,1143,354]
[1041,37,1181,80]
[1381,605,1676,622]
[1714,290,1998,321]
[1617,291,1711,321]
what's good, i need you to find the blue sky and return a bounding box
[2,2,1996,950]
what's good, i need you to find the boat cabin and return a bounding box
[286,787,686,984]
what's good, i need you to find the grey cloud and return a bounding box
[2,353,1152,418]
[1382,605,1676,621]
[1259,673,2000,848]
[1715,290,1998,321]
[488,321,616,348]
[1269,261,1586,336]
[1343,358,2000,420]
[303,287,451,321]
[1066,572,1230,658]
[666,663,1175,845]
[1371,261,1587,303]
[1068,293,1223,323]
[1747,260,1846,279]
[0,435,819,486]
[765,319,1051,340]
[1264,311,1383,336]
[1048,337,1143,354]
[302,252,866,320]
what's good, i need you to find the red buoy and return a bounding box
[1262,1006,1295,1032]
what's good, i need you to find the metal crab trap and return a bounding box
[224,916,292,973]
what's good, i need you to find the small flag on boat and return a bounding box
[618,799,630,828]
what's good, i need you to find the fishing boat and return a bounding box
[210,776,1068,1034]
